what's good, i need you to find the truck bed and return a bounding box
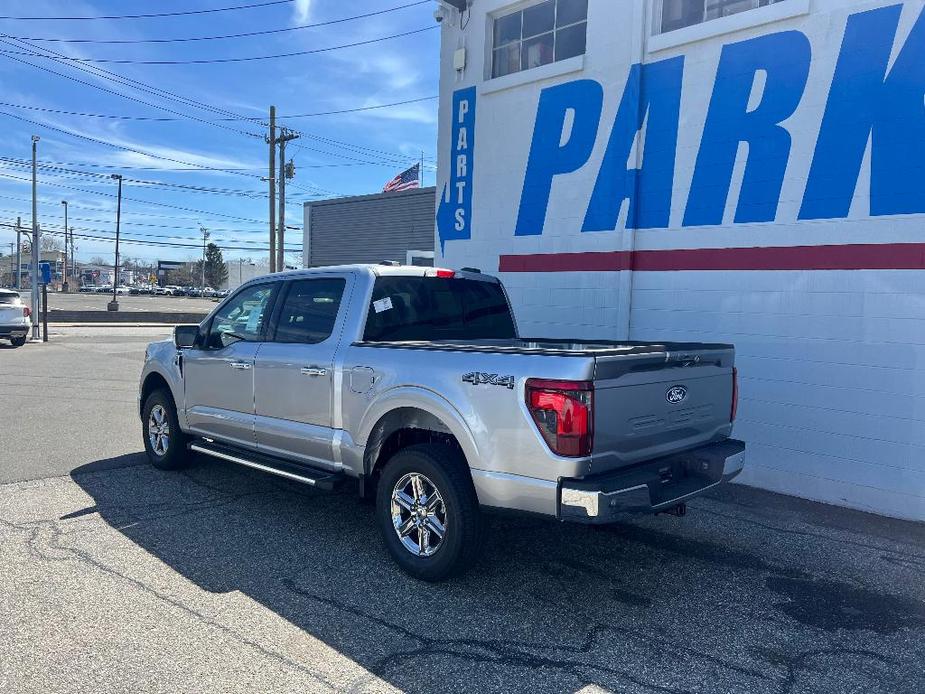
[355,338,733,357]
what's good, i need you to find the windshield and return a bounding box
[0,291,21,305]
[363,276,516,342]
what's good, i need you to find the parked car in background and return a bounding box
[0,289,31,347]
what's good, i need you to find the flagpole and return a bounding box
[420,151,425,187]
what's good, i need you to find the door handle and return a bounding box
[228,361,252,370]
[300,366,327,377]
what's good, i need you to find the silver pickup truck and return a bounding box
[140,264,744,581]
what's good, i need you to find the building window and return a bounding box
[491,0,588,79]
[659,0,788,34]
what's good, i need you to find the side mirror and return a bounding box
[174,324,199,349]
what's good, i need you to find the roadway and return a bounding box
[1,328,923,693]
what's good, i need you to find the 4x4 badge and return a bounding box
[463,372,515,390]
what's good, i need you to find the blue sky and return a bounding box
[0,0,440,266]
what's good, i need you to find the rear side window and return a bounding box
[273,278,346,344]
[363,276,516,342]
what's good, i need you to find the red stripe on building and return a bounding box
[498,243,925,272]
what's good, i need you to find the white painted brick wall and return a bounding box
[437,0,925,520]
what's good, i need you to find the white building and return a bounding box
[434,0,925,521]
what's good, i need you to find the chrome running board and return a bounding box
[189,441,343,490]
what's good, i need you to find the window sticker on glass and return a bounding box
[245,303,262,332]
[373,297,394,314]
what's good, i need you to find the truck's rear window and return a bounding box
[363,276,516,342]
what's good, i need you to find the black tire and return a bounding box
[10,336,26,347]
[375,443,483,582]
[142,389,189,470]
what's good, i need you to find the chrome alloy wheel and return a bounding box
[147,404,170,457]
[390,472,447,557]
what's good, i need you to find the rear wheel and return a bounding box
[142,389,189,470]
[376,443,483,581]
[10,336,26,347]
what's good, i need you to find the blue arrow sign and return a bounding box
[437,86,476,253]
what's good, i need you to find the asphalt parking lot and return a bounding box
[15,290,218,314]
[1,329,923,693]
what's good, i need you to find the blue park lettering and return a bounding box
[800,4,925,220]
[511,3,925,237]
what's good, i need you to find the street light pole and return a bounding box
[61,200,68,292]
[200,226,209,289]
[108,174,123,312]
[15,216,21,290]
[30,135,40,342]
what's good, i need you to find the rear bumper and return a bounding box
[559,439,745,523]
[0,324,29,338]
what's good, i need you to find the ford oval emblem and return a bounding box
[666,386,688,404]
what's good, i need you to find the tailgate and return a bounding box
[591,347,735,474]
[0,305,23,323]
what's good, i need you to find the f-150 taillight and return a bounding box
[731,367,739,422]
[23,307,31,319]
[525,379,593,457]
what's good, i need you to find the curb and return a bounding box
[47,311,208,324]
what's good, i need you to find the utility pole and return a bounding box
[267,105,277,273]
[15,216,21,290]
[61,200,68,292]
[108,174,123,312]
[200,226,209,289]
[30,135,40,341]
[277,128,299,272]
[70,226,76,283]
[7,242,12,286]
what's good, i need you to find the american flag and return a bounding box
[383,163,421,193]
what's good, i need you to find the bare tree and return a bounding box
[40,235,63,252]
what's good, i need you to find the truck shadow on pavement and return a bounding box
[69,454,925,694]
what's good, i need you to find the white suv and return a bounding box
[0,289,32,347]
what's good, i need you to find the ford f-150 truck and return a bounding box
[140,264,744,581]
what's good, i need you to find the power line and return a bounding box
[0,95,439,122]
[0,171,269,224]
[0,193,277,228]
[0,110,264,180]
[277,96,438,120]
[0,35,262,124]
[2,224,303,252]
[0,1,296,21]
[6,2,430,43]
[0,35,433,178]
[0,158,311,201]
[0,45,263,138]
[2,26,439,64]
[0,159,266,197]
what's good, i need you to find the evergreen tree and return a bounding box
[203,243,228,288]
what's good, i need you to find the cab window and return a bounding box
[208,283,276,348]
[272,278,346,344]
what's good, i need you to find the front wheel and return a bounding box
[375,443,484,582]
[142,389,189,470]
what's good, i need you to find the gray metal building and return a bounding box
[302,187,436,268]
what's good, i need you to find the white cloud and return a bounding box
[293,0,313,23]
